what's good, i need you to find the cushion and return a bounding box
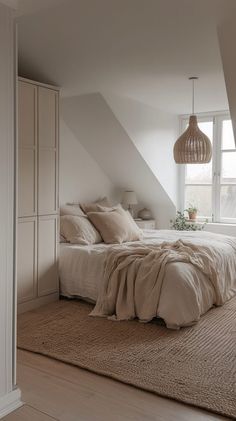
[60,204,86,217]
[60,215,102,245]
[60,233,68,243]
[95,203,123,212]
[87,207,142,244]
[80,197,111,214]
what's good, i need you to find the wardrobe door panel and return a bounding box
[38,215,58,296]
[18,80,37,217]
[38,87,57,148]
[18,81,36,148]
[18,148,37,217]
[17,217,37,303]
[38,149,57,215]
[38,87,58,215]
[18,78,59,310]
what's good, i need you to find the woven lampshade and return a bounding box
[174,115,212,164]
[174,77,212,164]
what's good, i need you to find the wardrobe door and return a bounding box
[38,215,58,296]
[18,81,37,217]
[38,87,58,215]
[17,217,37,303]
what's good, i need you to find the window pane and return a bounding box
[185,121,213,184]
[186,162,212,184]
[198,121,213,142]
[220,185,236,219]
[221,151,236,182]
[185,186,212,218]
[222,120,235,150]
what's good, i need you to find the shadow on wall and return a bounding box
[61,92,176,228]
[104,93,179,205]
[60,118,119,204]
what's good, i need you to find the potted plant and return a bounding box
[185,204,198,221]
[170,211,205,231]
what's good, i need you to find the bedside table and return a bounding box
[134,219,156,229]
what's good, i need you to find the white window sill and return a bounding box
[206,222,236,227]
[188,220,236,227]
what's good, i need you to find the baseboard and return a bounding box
[18,292,59,314]
[0,388,22,419]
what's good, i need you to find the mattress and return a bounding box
[59,229,225,328]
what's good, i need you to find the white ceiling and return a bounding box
[16,0,65,16]
[17,0,236,114]
[0,0,17,8]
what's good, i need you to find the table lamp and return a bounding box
[122,191,138,217]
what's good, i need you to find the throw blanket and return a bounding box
[90,238,236,323]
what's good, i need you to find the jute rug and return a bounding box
[18,297,236,418]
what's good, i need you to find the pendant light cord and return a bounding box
[192,78,195,115]
[189,76,198,115]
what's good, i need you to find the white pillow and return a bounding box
[60,204,85,217]
[60,215,102,245]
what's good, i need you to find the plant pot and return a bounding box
[188,211,197,220]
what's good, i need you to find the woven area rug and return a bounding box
[18,297,236,418]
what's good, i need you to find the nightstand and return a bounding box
[134,219,156,229]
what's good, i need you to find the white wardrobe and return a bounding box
[17,77,59,313]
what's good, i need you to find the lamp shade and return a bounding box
[122,191,138,205]
[174,115,212,164]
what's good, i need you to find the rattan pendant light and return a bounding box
[174,77,212,164]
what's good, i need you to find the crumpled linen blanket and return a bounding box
[90,238,236,324]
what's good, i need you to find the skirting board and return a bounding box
[18,292,59,314]
[0,388,22,419]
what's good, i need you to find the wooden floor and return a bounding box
[4,350,228,421]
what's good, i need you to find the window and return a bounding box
[181,114,236,223]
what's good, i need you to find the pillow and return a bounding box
[95,203,123,212]
[60,233,68,243]
[60,204,86,217]
[60,215,102,245]
[80,197,111,214]
[87,207,142,244]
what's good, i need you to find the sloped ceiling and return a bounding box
[17,0,236,114]
[62,93,176,227]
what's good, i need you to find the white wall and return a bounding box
[0,2,21,418]
[104,94,179,205]
[218,20,236,145]
[62,93,176,228]
[60,119,116,204]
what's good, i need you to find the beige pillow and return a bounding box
[60,215,102,245]
[60,204,86,217]
[60,233,68,243]
[80,197,110,214]
[87,208,142,244]
[95,203,123,212]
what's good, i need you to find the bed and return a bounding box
[59,229,236,329]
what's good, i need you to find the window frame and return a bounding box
[180,111,236,224]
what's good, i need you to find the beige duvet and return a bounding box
[90,231,236,328]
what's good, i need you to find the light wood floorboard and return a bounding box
[3,405,57,421]
[3,350,229,421]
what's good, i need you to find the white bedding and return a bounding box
[59,229,236,328]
